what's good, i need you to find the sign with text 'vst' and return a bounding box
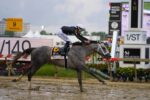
[124,30,147,44]
[6,18,23,32]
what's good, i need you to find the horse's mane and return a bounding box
[90,41,98,43]
[72,42,83,46]
[72,41,98,46]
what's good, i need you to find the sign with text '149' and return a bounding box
[6,18,23,32]
[0,37,53,55]
[124,30,147,44]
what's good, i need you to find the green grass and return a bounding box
[35,64,57,76]
[35,64,92,78]
[144,2,150,10]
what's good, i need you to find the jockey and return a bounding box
[56,24,89,69]
[56,30,71,55]
[60,24,90,43]
[57,24,90,54]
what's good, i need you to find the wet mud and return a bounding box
[0,77,150,100]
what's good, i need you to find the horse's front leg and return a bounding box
[76,70,83,92]
[83,66,106,84]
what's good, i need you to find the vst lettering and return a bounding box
[126,34,140,41]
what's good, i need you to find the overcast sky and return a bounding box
[0,0,149,33]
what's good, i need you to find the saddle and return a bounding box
[51,46,70,69]
[51,46,70,59]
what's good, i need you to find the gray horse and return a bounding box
[12,41,111,92]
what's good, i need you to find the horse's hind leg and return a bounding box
[76,70,83,92]
[28,70,32,90]
[12,64,31,82]
[27,65,37,90]
[27,64,41,90]
[12,74,24,82]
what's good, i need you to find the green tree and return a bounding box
[91,32,106,41]
[40,30,47,35]
[99,32,106,41]
[48,33,53,35]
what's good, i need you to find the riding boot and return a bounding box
[60,41,70,56]
[64,41,70,53]
[64,41,70,69]
[64,55,67,69]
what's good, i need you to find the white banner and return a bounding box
[0,37,53,56]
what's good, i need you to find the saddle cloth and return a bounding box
[51,47,68,59]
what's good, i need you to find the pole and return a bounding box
[134,61,138,82]
[111,31,118,74]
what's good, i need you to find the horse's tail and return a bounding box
[12,48,35,65]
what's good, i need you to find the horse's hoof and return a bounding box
[12,79,18,82]
[80,88,86,92]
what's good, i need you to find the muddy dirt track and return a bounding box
[0,76,150,100]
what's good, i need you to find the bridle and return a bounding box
[94,42,109,55]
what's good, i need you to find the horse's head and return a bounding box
[89,41,111,59]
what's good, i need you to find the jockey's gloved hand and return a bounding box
[75,25,85,34]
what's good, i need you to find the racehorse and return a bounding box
[12,41,111,92]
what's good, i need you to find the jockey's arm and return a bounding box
[56,31,71,42]
[75,33,90,43]
[60,26,90,43]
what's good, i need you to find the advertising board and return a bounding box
[6,18,23,32]
[109,3,122,35]
[0,37,53,60]
[124,30,147,44]
[123,48,141,64]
